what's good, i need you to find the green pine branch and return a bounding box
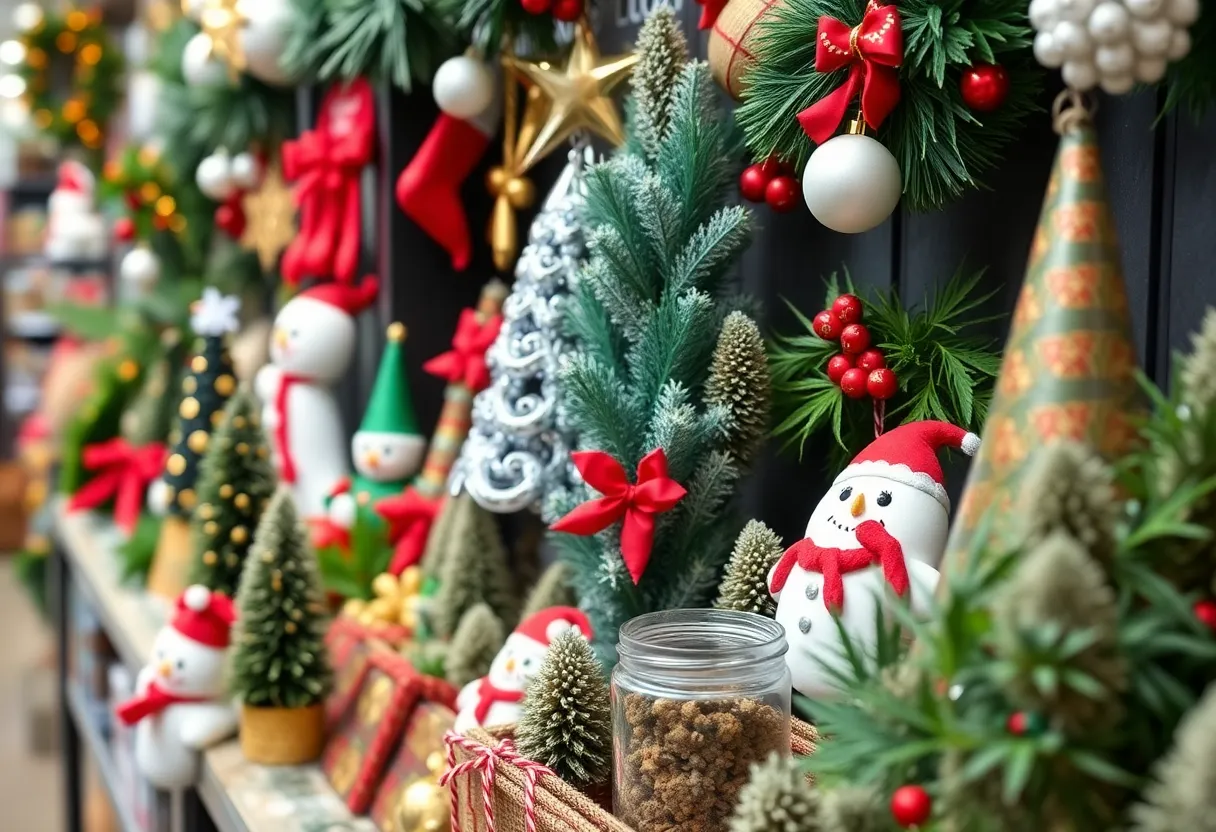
[431,0,559,58]
[315,0,457,91]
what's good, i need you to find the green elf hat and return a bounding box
[359,322,422,437]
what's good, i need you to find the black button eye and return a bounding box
[176,659,185,669]
[877,491,892,507]
[839,486,852,501]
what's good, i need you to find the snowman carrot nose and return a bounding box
[505,658,517,672]
[850,493,866,517]
[157,660,172,678]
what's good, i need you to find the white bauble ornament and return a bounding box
[11,2,42,32]
[181,33,229,88]
[1134,55,1168,81]
[1088,2,1132,42]
[1053,20,1094,58]
[1029,0,1062,29]
[1125,0,1167,17]
[229,152,261,190]
[1100,72,1137,92]
[181,0,206,21]
[1057,0,1098,22]
[802,134,902,235]
[1034,32,1066,67]
[433,56,495,120]
[1062,58,1100,88]
[120,248,162,293]
[239,0,295,86]
[1095,42,1136,73]
[1167,28,1192,59]
[1166,0,1201,26]
[195,152,235,201]
[1131,18,1174,54]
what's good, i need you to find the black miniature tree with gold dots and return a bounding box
[189,389,277,596]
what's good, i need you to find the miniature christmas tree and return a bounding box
[429,492,516,639]
[729,754,820,832]
[1131,684,1216,832]
[548,9,768,658]
[521,562,577,620]
[445,602,506,688]
[515,630,611,788]
[189,389,278,596]
[231,488,332,708]
[716,521,784,617]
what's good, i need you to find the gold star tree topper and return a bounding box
[506,22,639,173]
[240,162,296,272]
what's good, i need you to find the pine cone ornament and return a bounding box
[716,521,783,616]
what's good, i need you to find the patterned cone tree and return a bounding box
[944,96,1143,573]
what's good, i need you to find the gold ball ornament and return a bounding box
[179,488,197,510]
[396,779,450,832]
[219,484,234,499]
[387,322,407,342]
[215,374,236,396]
[191,355,209,373]
[166,454,187,476]
[372,572,400,599]
[398,566,422,597]
[188,430,209,453]
[230,526,248,544]
[234,493,250,509]
[342,598,366,618]
[180,397,200,419]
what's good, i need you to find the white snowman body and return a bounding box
[45,164,107,261]
[132,624,237,789]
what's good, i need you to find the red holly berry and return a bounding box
[856,348,886,372]
[840,368,869,399]
[890,785,932,828]
[960,63,1010,112]
[113,216,136,242]
[813,310,843,340]
[839,323,871,354]
[520,0,551,14]
[1195,600,1216,631]
[1007,710,1046,736]
[867,368,898,400]
[215,204,245,238]
[550,0,582,21]
[831,293,864,324]
[758,157,785,178]
[826,354,853,384]
[739,164,769,203]
[124,190,141,210]
[765,175,800,213]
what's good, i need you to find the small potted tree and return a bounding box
[231,487,332,764]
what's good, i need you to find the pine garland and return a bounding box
[429,492,517,639]
[1131,684,1216,832]
[281,0,328,80]
[432,0,558,58]
[313,0,456,92]
[446,603,506,688]
[1164,4,1216,116]
[729,752,819,832]
[515,631,612,787]
[716,520,784,616]
[735,0,1040,211]
[706,312,772,462]
[521,562,577,620]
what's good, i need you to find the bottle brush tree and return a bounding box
[231,488,332,709]
[445,602,506,688]
[716,520,784,617]
[428,491,517,639]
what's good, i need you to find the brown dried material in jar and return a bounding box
[618,693,786,832]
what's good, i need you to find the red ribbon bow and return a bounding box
[281,79,375,285]
[66,438,167,534]
[769,520,908,612]
[376,487,442,574]
[550,449,687,584]
[115,681,208,726]
[695,0,727,29]
[798,0,903,145]
[423,308,504,393]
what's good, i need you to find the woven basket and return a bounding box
[447,719,818,832]
[146,514,192,600]
[708,0,786,99]
[240,703,325,765]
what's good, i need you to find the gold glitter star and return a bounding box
[505,23,638,173]
[199,0,245,80]
[240,162,296,272]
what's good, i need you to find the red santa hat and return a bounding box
[833,420,981,511]
[171,585,237,648]
[296,276,380,318]
[512,606,593,647]
[55,160,94,195]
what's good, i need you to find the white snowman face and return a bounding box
[150,627,227,697]
[270,298,356,381]
[351,430,425,482]
[485,634,548,692]
[804,471,949,567]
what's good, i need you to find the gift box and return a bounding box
[369,702,455,831]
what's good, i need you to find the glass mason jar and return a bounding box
[611,609,792,832]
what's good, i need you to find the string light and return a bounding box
[55,32,76,53]
[76,118,99,144]
[137,145,160,167]
[140,181,161,203]
[61,98,84,122]
[0,41,26,64]
[65,10,88,31]
[78,43,101,65]
[25,48,45,69]
[155,195,176,216]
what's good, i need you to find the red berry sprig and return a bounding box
[813,293,898,402]
[520,0,582,20]
[739,157,800,213]
[1194,599,1216,631]
[890,785,932,828]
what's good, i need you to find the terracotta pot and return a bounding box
[239,702,325,765]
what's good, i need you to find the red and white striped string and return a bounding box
[441,731,554,832]
[873,399,886,438]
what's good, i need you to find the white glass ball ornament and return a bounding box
[1124,0,1166,17]
[1095,42,1136,72]
[240,0,295,86]
[120,248,162,293]
[1134,55,1168,81]
[1167,28,1192,59]
[433,56,495,120]
[1100,72,1137,92]
[229,152,261,190]
[1166,0,1200,26]
[1057,0,1098,22]
[1088,2,1132,42]
[1063,57,1100,88]
[181,33,229,88]
[1034,32,1066,67]
[196,152,236,201]
[802,134,902,235]
[1054,20,1094,58]
[1131,18,1174,54]
[1030,0,1061,28]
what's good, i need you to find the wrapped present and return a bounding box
[370,702,454,832]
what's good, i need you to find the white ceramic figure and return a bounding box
[255,279,378,519]
[115,585,239,789]
[45,161,106,262]
[454,606,593,733]
[769,421,980,699]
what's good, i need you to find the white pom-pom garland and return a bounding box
[183,585,211,611]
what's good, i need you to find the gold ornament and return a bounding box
[117,359,140,382]
[219,484,234,499]
[180,397,200,419]
[396,779,450,832]
[215,374,236,396]
[167,454,187,476]
[240,162,296,271]
[346,566,424,631]
[199,0,245,80]
[179,488,197,510]
[191,355,209,373]
[231,525,248,544]
[203,550,218,565]
[188,430,209,453]
[234,493,250,509]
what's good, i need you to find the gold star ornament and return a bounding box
[506,22,638,173]
[199,0,245,79]
[240,162,296,272]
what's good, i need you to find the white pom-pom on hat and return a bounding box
[183,584,211,611]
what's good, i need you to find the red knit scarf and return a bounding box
[474,678,525,724]
[274,373,307,484]
[115,682,209,726]
[769,520,909,613]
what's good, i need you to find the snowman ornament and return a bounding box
[255,278,379,519]
[115,586,239,789]
[769,421,980,699]
[45,160,106,262]
[454,607,593,733]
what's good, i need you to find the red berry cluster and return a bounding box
[739,157,800,213]
[520,0,581,21]
[813,293,898,401]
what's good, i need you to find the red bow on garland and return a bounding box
[769,520,908,612]
[66,438,167,534]
[377,487,442,575]
[798,0,903,145]
[423,308,504,393]
[550,449,687,584]
[281,79,375,285]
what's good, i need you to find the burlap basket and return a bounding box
[445,719,818,832]
[708,0,787,100]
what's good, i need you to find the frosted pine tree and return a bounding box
[549,8,769,659]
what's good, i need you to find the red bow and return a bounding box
[115,681,208,726]
[695,0,728,29]
[798,0,903,145]
[66,438,167,534]
[281,79,375,285]
[550,449,687,584]
[423,308,504,393]
[769,520,908,612]
[376,487,442,574]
